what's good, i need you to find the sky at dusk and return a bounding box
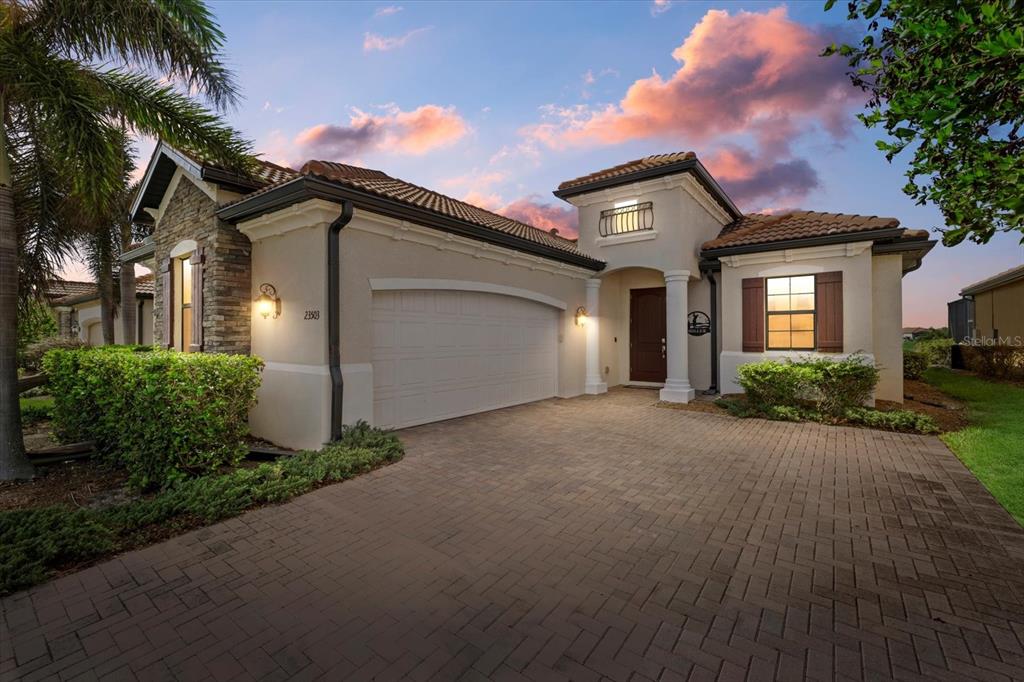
[62,0,1024,327]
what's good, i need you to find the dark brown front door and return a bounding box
[630,287,666,382]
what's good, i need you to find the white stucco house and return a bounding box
[49,275,155,346]
[125,145,934,450]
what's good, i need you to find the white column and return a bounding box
[660,269,695,403]
[584,278,607,395]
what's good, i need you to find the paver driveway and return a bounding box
[3,389,1024,681]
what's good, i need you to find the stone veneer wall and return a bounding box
[152,176,252,354]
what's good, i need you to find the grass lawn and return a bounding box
[925,368,1024,526]
[19,395,54,409]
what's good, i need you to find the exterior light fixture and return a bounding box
[575,306,588,327]
[256,283,281,319]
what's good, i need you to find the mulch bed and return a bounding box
[894,378,970,433]
[0,460,133,512]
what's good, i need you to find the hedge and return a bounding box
[904,350,928,380]
[0,426,404,595]
[914,337,955,366]
[736,354,879,420]
[961,344,1024,381]
[44,347,263,489]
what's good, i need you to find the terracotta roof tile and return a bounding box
[252,159,299,186]
[51,273,155,306]
[44,279,96,300]
[702,210,902,252]
[557,152,696,191]
[300,160,591,261]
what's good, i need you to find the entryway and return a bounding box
[629,286,666,382]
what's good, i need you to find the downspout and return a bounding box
[705,270,719,395]
[328,200,354,441]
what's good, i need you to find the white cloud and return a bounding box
[363,26,431,52]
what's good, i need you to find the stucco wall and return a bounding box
[872,254,904,401]
[73,298,154,346]
[718,244,879,397]
[972,279,1024,341]
[245,203,593,450]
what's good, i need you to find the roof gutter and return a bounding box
[328,200,354,442]
[700,227,907,258]
[218,176,605,271]
[959,264,1024,296]
[120,239,155,264]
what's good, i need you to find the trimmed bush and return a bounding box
[914,337,955,366]
[736,354,878,419]
[44,348,263,489]
[904,350,928,380]
[845,407,939,434]
[0,428,403,595]
[961,344,1024,380]
[735,361,817,410]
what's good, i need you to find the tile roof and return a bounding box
[557,152,696,192]
[291,160,592,261]
[44,279,96,300]
[51,273,155,306]
[702,210,902,252]
[251,159,299,186]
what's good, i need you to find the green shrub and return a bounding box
[764,405,815,422]
[735,361,817,409]
[0,436,403,595]
[915,337,955,366]
[44,348,264,489]
[17,300,58,368]
[20,336,86,373]
[803,354,879,420]
[845,407,939,434]
[961,344,1024,381]
[904,350,928,380]
[736,355,879,419]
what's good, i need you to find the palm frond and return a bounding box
[26,0,239,109]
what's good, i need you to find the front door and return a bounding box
[630,287,666,382]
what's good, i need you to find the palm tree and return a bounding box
[1,0,254,479]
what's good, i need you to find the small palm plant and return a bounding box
[1,0,255,479]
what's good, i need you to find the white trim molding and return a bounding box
[238,198,341,242]
[369,278,568,310]
[564,174,732,225]
[596,230,659,248]
[263,361,330,376]
[720,241,873,268]
[169,239,198,258]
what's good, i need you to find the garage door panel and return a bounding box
[372,289,559,429]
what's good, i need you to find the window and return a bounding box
[598,199,654,236]
[766,275,815,350]
[179,256,192,353]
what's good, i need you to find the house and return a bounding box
[949,264,1024,344]
[902,326,926,341]
[49,274,156,345]
[126,144,934,450]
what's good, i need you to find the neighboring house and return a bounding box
[49,274,156,345]
[127,144,934,450]
[902,326,926,341]
[950,264,1024,343]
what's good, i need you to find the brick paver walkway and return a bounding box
[3,389,1024,681]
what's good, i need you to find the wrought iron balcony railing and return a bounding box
[598,202,654,237]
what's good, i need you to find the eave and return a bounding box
[217,176,606,271]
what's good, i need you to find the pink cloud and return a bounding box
[363,27,430,52]
[293,104,468,161]
[523,7,859,151]
[704,145,818,209]
[500,195,578,238]
[651,0,673,16]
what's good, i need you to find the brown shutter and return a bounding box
[816,271,843,352]
[742,277,765,352]
[189,248,204,352]
[161,257,174,349]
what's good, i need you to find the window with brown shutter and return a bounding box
[815,271,843,352]
[189,248,204,352]
[766,275,816,350]
[742,277,765,352]
[161,258,174,349]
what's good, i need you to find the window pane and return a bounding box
[768,315,791,331]
[791,293,815,310]
[181,308,192,353]
[791,313,815,331]
[767,294,790,311]
[768,331,790,349]
[180,258,192,305]
[791,331,814,348]
[766,278,790,295]
[791,275,815,294]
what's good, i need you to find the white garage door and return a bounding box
[372,289,559,428]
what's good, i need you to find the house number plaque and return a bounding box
[687,311,711,336]
[304,310,320,320]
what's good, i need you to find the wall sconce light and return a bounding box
[574,306,588,327]
[256,283,281,319]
